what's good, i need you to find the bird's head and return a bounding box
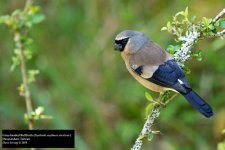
[114,30,149,54]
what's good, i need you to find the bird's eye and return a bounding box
[115,38,129,45]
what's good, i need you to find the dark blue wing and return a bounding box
[134,59,190,93]
[133,59,213,118]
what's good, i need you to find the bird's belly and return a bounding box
[133,73,166,92]
[126,65,166,92]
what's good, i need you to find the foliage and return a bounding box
[0,0,50,130]
[0,5,44,71]
[161,7,225,66]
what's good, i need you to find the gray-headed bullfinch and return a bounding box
[114,30,213,118]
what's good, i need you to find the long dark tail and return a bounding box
[181,89,213,118]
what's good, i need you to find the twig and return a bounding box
[131,107,160,150]
[131,8,225,150]
[15,30,36,150]
[15,32,34,130]
[18,0,35,130]
[24,0,33,13]
[214,29,225,37]
[164,93,178,105]
[20,1,36,150]
[131,93,177,150]
[212,8,225,23]
[14,1,37,149]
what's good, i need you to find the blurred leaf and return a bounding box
[152,130,161,134]
[145,103,152,118]
[166,45,180,54]
[161,26,167,31]
[31,14,45,24]
[214,20,220,26]
[167,21,172,32]
[28,69,40,83]
[0,15,9,24]
[4,17,14,27]
[40,115,53,119]
[145,92,153,102]
[208,24,215,30]
[197,50,202,61]
[184,7,188,17]
[217,141,225,150]
[28,6,41,15]
[11,55,20,71]
[202,17,212,27]
[147,133,154,141]
[175,11,184,17]
[17,83,25,96]
[12,9,21,16]
[24,113,28,122]
[35,106,44,115]
[172,16,177,22]
[25,14,45,28]
[24,49,32,59]
[175,7,188,18]
[192,50,203,61]
[34,106,53,120]
[219,20,225,28]
[191,16,197,23]
[182,66,191,74]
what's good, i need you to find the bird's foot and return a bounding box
[155,92,166,107]
[151,130,162,135]
[155,101,166,107]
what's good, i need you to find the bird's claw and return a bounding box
[151,130,162,135]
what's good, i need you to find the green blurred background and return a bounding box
[0,0,225,150]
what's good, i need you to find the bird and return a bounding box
[114,30,213,118]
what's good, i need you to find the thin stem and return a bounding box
[212,8,225,23]
[164,93,178,105]
[23,0,33,13]
[131,93,177,150]
[131,107,160,150]
[22,1,35,150]
[15,32,34,130]
[215,29,225,37]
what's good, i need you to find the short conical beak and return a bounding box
[114,43,122,51]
